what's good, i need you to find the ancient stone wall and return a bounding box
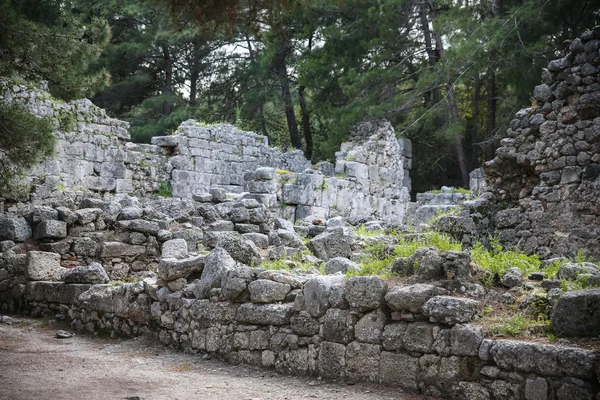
[2,274,598,399]
[1,83,411,225]
[483,29,600,258]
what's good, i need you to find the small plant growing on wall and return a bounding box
[156,181,172,197]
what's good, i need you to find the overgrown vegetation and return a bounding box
[350,231,462,277]
[155,181,173,197]
[470,239,541,286]
[0,104,55,195]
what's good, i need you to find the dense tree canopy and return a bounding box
[0,0,110,193]
[2,0,599,194]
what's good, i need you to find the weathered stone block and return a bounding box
[379,351,418,389]
[25,251,65,281]
[346,341,380,382]
[236,303,292,325]
[318,341,346,379]
[34,220,67,240]
[248,279,291,303]
[322,308,358,344]
[345,276,387,311]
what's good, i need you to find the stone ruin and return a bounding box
[2,28,600,400]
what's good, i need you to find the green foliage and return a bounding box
[470,239,540,286]
[0,0,110,100]
[394,232,462,258]
[354,225,384,237]
[350,231,460,277]
[487,314,550,337]
[0,104,55,196]
[156,181,172,197]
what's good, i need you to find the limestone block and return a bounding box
[25,251,65,281]
[34,220,67,240]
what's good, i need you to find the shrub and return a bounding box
[470,238,540,286]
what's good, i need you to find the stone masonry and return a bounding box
[484,28,600,258]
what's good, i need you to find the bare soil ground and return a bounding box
[0,317,437,400]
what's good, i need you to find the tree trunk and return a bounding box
[485,68,496,160]
[298,85,313,160]
[419,1,439,105]
[471,75,481,170]
[275,42,301,149]
[427,0,469,187]
[162,43,173,117]
[246,33,268,137]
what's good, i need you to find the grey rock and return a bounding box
[308,227,356,261]
[381,322,408,351]
[209,187,227,202]
[236,303,292,325]
[221,265,259,302]
[30,206,58,224]
[157,255,205,281]
[63,262,109,284]
[0,240,15,252]
[557,262,600,280]
[161,239,188,260]
[324,257,360,275]
[346,341,380,382]
[194,248,236,299]
[277,229,305,249]
[118,206,143,220]
[118,219,160,235]
[422,296,480,325]
[192,192,213,202]
[71,238,98,257]
[380,352,418,389]
[0,217,32,242]
[490,340,598,379]
[56,207,78,224]
[99,242,145,258]
[326,216,346,227]
[290,311,320,336]
[413,248,444,281]
[34,220,67,240]
[75,208,101,225]
[525,378,548,400]
[303,275,346,317]
[205,232,262,267]
[551,288,600,336]
[318,341,347,379]
[25,281,91,304]
[274,218,295,232]
[501,267,524,288]
[248,279,291,303]
[355,309,387,344]
[534,84,553,103]
[449,324,484,356]
[385,283,440,313]
[242,233,269,249]
[403,321,434,352]
[345,276,387,311]
[56,330,73,339]
[322,308,358,344]
[25,251,65,281]
[0,316,14,324]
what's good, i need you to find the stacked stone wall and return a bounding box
[482,28,600,258]
[2,275,598,400]
[0,83,411,225]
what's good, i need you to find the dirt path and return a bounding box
[0,317,436,400]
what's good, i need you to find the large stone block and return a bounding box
[34,220,67,240]
[302,275,346,318]
[489,340,598,379]
[0,217,32,242]
[193,248,236,299]
[422,296,481,325]
[189,299,238,324]
[346,341,380,382]
[25,251,65,281]
[248,279,291,303]
[379,352,418,389]
[308,227,356,261]
[551,288,600,336]
[236,303,292,325]
[345,276,387,311]
[63,262,109,284]
[322,308,357,344]
[318,341,346,379]
[157,255,205,281]
[99,242,146,258]
[24,281,91,304]
[385,283,439,313]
